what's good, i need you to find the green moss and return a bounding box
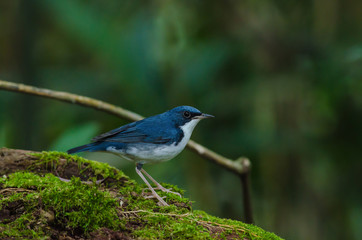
[130,211,213,239]
[31,151,129,181]
[0,212,43,239]
[1,172,120,237]
[0,151,283,239]
[194,210,282,239]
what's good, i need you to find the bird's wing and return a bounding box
[91,122,136,142]
[91,120,173,144]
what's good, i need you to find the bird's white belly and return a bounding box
[106,141,186,164]
[106,118,200,164]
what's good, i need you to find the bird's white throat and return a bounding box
[179,118,201,144]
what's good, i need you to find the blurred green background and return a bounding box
[1,0,361,239]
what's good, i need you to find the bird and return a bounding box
[67,106,214,206]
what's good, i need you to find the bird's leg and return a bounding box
[141,168,182,198]
[135,163,168,206]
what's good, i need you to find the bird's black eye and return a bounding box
[183,111,191,119]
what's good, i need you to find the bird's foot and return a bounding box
[153,186,182,198]
[135,166,169,206]
[143,194,166,200]
[141,189,169,206]
[157,200,168,207]
[142,186,182,198]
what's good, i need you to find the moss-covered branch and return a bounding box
[0,148,280,239]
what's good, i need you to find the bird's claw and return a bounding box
[143,194,166,200]
[156,187,182,198]
[140,191,168,206]
[142,187,182,198]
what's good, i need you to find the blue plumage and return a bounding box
[67,106,210,158]
[67,105,213,206]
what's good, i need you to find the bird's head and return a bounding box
[167,106,214,133]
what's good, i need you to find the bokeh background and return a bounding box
[1,1,361,239]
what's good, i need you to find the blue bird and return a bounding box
[67,106,214,206]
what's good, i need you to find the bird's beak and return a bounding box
[194,113,214,119]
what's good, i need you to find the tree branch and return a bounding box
[0,80,250,175]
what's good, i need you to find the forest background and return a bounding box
[0,1,361,240]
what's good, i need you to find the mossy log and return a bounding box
[0,148,282,239]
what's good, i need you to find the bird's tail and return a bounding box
[67,143,97,154]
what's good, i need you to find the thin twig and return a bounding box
[0,80,142,121]
[119,209,192,218]
[197,219,260,238]
[56,176,105,185]
[240,172,253,223]
[0,188,34,194]
[0,80,250,175]
[117,209,258,237]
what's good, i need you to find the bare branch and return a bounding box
[0,80,250,175]
[0,80,142,121]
